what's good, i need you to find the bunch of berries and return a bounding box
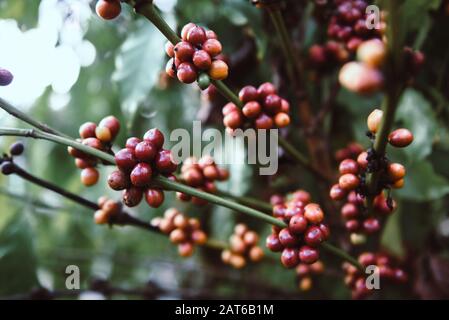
[1,142,25,176]
[95,0,121,20]
[165,23,228,84]
[343,252,407,299]
[222,83,291,133]
[266,190,330,268]
[177,156,229,205]
[335,142,364,163]
[296,260,325,292]
[151,208,208,257]
[0,67,14,86]
[107,128,177,208]
[68,116,120,187]
[94,196,122,225]
[221,223,264,269]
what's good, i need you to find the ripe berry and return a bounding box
[192,230,207,245]
[299,246,319,264]
[9,141,24,156]
[242,101,262,118]
[79,122,97,139]
[165,59,176,78]
[184,168,204,186]
[274,112,290,128]
[95,126,112,143]
[187,25,206,45]
[203,39,222,57]
[181,23,196,41]
[373,193,395,214]
[281,248,300,268]
[108,169,130,190]
[243,231,259,246]
[82,137,103,150]
[257,82,276,99]
[281,99,290,113]
[125,137,141,150]
[229,254,246,269]
[387,163,406,181]
[239,86,258,103]
[358,252,377,266]
[338,61,383,94]
[75,158,96,169]
[115,148,137,172]
[249,246,264,262]
[392,179,404,189]
[388,129,413,148]
[222,102,239,116]
[177,62,197,83]
[339,159,359,175]
[304,203,324,224]
[293,190,311,203]
[318,223,330,240]
[339,173,360,191]
[357,151,368,169]
[223,111,243,129]
[278,228,299,247]
[94,210,109,225]
[367,109,383,133]
[254,113,274,130]
[122,187,143,207]
[135,141,157,162]
[81,167,99,186]
[99,115,120,138]
[330,184,347,200]
[341,203,359,219]
[345,219,360,232]
[174,41,195,62]
[130,163,152,187]
[304,226,324,247]
[357,39,386,68]
[206,30,217,39]
[165,41,174,57]
[264,94,282,114]
[96,0,121,20]
[289,214,308,234]
[170,229,186,244]
[230,235,246,254]
[203,165,219,180]
[102,200,120,215]
[0,68,13,86]
[1,161,15,175]
[145,188,164,208]
[208,60,228,80]
[266,234,283,252]
[143,128,164,150]
[178,242,194,257]
[192,50,212,70]
[155,149,177,173]
[363,218,380,234]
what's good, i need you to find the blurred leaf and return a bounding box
[399,0,441,40]
[381,207,404,257]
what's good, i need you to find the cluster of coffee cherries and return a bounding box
[107,128,177,208]
[165,23,228,84]
[222,83,290,133]
[95,0,121,20]
[266,190,330,268]
[296,260,325,292]
[221,224,264,269]
[151,208,208,257]
[177,156,229,205]
[94,196,122,225]
[334,142,364,163]
[343,252,407,299]
[68,116,120,187]
[0,67,13,86]
[0,142,24,176]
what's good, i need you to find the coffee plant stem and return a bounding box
[216,189,273,213]
[321,242,363,271]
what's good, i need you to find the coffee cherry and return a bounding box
[279,228,299,247]
[9,141,24,156]
[95,126,112,143]
[339,173,360,191]
[203,39,222,57]
[81,167,99,186]
[358,252,377,266]
[274,112,290,128]
[181,23,196,41]
[304,203,324,224]
[192,50,212,70]
[145,188,164,208]
[99,116,120,138]
[165,41,174,57]
[135,141,157,162]
[341,203,359,219]
[125,137,141,150]
[266,234,283,252]
[249,246,264,262]
[330,184,347,200]
[130,163,152,187]
[122,187,143,207]
[230,235,246,254]
[170,228,186,244]
[356,151,368,169]
[242,101,262,118]
[338,61,383,94]
[218,168,229,181]
[206,30,217,39]
[96,0,121,20]
[68,146,88,159]
[223,111,243,129]
[184,168,204,186]
[239,86,258,103]
[187,25,206,45]
[1,161,15,175]
[357,39,386,67]
[108,170,130,190]
[243,231,259,246]
[281,248,300,268]
[82,137,103,150]
[345,219,360,232]
[0,68,13,86]
[234,223,248,237]
[363,218,380,234]
[165,59,176,78]
[257,82,276,99]
[229,254,246,269]
[75,158,96,169]
[304,226,324,247]
[192,230,207,245]
[373,193,395,215]
[339,159,359,175]
[222,102,239,116]
[299,246,319,264]
[318,223,330,240]
[289,214,308,234]
[177,62,197,83]
[143,128,164,150]
[79,122,97,139]
[102,199,121,216]
[155,149,177,173]
[388,128,413,148]
[115,148,137,172]
[178,242,194,257]
[264,94,282,114]
[174,41,195,62]
[203,165,219,180]
[94,210,109,224]
[281,99,290,113]
[292,190,311,203]
[254,113,274,130]
[392,179,404,189]
[367,109,383,133]
[387,163,406,181]
[208,60,228,80]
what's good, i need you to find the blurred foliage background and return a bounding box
[0,0,449,299]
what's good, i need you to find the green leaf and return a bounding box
[381,207,404,258]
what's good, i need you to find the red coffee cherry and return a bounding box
[281,248,300,268]
[357,39,386,68]
[239,85,258,103]
[345,219,360,232]
[82,137,103,150]
[289,214,308,234]
[341,203,359,219]
[338,61,383,94]
[155,149,177,173]
[274,112,290,128]
[304,226,325,247]
[330,184,347,200]
[81,167,99,186]
[299,246,319,264]
[145,188,165,208]
[339,159,359,175]
[187,25,206,45]
[122,187,143,207]
[165,59,176,78]
[242,101,262,118]
[99,115,120,138]
[202,39,222,57]
[178,242,194,257]
[143,128,164,149]
[205,30,217,39]
[96,0,121,20]
[222,102,239,116]
[363,218,380,234]
[358,252,377,266]
[254,113,273,130]
[304,203,324,224]
[79,122,97,139]
[177,62,197,83]
[130,163,153,187]
[318,223,330,240]
[357,151,368,169]
[387,163,406,181]
[174,41,195,62]
[257,82,277,99]
[115,148,137,172]
[184,168,204,187]
[339,173,360,191]
[203,165,219,180]
[165,41,174,57]
[264,94,282,114]
[278,228,299,247]
[292,190,311,203]
[125,137,141,150]
[192,50,212,70]
[223,111,243,129]
[281,99,290,113]
[135,141,157,162]
[181,23,196,41]
[388,129,413,148]
[75,158,96,169]
[107,170,130,190]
